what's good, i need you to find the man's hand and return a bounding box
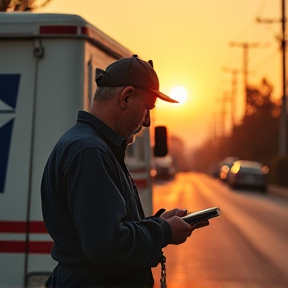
[160,208,209,245]
[160,208,187,219]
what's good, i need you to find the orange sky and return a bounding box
[38,0,283,150]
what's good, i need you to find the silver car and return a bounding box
[227,160,269,191]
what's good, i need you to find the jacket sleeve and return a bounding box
[65,147,172,270]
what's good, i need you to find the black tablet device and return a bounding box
[182,207,220,225]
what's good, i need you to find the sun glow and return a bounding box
[170,86,188,104]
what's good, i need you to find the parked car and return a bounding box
[227,160,269,191]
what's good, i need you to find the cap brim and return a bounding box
[147,88,179,103]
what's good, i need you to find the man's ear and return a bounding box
[120,86,135,109]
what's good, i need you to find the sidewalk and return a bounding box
[268,184,288,199]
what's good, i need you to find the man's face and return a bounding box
[127,109,151,145]
[124,88,156,140]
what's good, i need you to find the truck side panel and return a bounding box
[0,40,37,287]
[83,41,117,110]
[27,39,87,282]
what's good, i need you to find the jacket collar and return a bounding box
[77,110,127,150]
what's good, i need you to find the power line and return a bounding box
[257,0,287,155]
[229,41,260,116]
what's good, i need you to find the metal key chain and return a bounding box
[160,252,167,288]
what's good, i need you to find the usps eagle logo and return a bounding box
[0,74,20,193]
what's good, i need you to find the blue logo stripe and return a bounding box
[0,74,20,193]
[0,74,20,109]
[0,119,14,193]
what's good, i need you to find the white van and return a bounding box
[0,12,154,287]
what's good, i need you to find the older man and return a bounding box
[41,55,208,288]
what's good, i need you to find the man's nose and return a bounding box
[142,110,151,127]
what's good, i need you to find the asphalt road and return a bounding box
[151,172,288,288]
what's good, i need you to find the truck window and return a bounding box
[86,59,93,109]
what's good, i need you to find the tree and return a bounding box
[0,0,52,11]
[192,78,281,172]
[230,78,279,165]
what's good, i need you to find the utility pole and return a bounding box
[280,0,286,154]
[256,0,286,154]
[223,67,239,131]
[229,42,259,116]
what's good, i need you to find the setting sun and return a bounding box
[170,86,188,104]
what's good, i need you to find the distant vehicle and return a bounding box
[227,160,269,191]
[154,154,176,179]
[219,162,235,182]
[214,157,238,180]
[153,126,176,179]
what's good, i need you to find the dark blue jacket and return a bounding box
[41,111,172,287]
